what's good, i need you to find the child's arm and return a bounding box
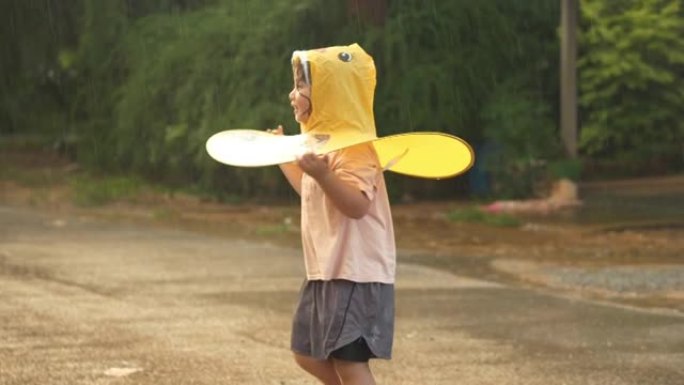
[279,162,303,196]
[269,125,303,195]
[297,153,371,219]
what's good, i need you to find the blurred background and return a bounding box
[0,0,682,209]
[3,4,684,382]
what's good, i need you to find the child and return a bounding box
[270,43,395,385]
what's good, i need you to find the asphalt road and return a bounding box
[1,206,683,385]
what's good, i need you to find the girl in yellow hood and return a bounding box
[271,43,396,385]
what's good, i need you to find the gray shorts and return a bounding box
[291,279,395,361]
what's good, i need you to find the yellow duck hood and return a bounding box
[292,43,379,152]
[291,43,475,179]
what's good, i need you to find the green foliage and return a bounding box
[76,0,350,199]
[480,77,563,197]
[578,0,684,163]
[371,0,561,198]
[50,0,565,200]
[25,1,684,200]
[547,158,583,181]
[70,1,129,168]
[0,0,563,200]
[0,1,82,137]
[374,0,559,140]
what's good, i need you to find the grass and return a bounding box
[254,223,289,235]
[70,175,144,207]
[0,164,65,187]
[152,208,181,221]
[447,206,521,227]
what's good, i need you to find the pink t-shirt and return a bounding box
[300,143,396,283]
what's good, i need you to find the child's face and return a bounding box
[289,67,311,124]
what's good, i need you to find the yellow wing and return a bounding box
[372,132,475,179]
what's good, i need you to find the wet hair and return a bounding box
[292,55,311,86]
[292,56,312,117]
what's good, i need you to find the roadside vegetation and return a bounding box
[1,0,682,204]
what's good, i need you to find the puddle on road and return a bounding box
[518,181,684,230]
[103,366,143,377]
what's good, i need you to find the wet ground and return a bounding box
[1,147,683,313]
[2,205,683,385]
[2,148,684,383]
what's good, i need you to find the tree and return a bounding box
[0,0,81,136]
[578,0,684,168]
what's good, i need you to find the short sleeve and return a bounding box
[330,143,381,201]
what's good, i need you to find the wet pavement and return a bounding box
[1,205,683,384]
[556,176,684,227]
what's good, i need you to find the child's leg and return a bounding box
[332,359,376,385]
[293,353,341,385]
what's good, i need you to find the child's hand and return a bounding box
[297,152,330,181]
[266,125,284,135]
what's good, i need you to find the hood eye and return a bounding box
[338,52,352,62]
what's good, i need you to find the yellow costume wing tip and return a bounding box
[372,132,475,179]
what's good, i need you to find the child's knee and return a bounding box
[293,352,326,372]
[293,353,342,385]
[293,352,310,369]
[332,360,374,384]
